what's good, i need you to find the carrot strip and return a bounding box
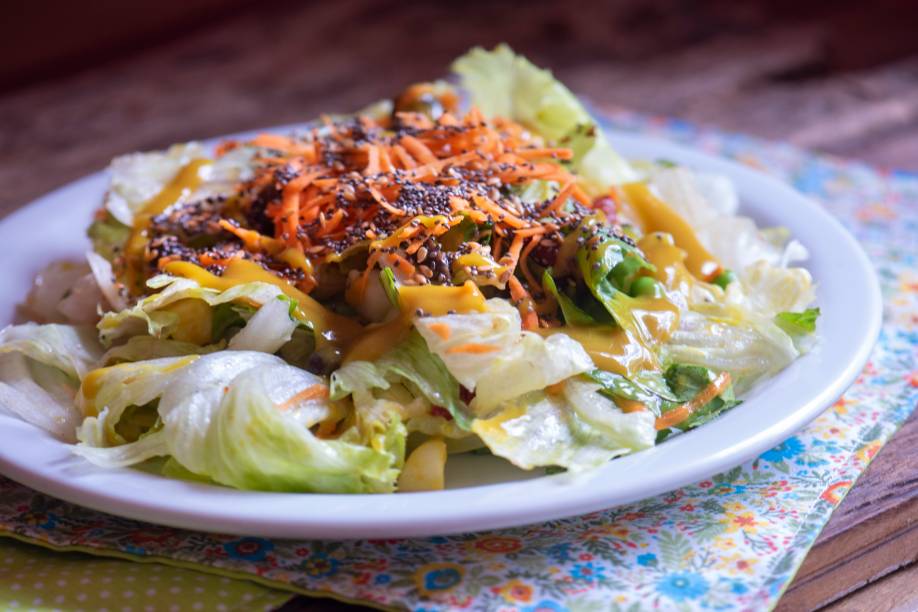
[518,236,542,289]
[316,208,345,237]
[400,135,438,165]
[543,181,577,214]
[513,226,547,238]
[508,276,539,330]
[278,173,316,243]
[571,184,592,206]
[369,187,406,217]
[427,322,452,341]
[472,196,528,229]
[391,145,418,169]
[515,148,574,160]
[279,384,329,410]
[655,373,732,430]
[445,343,500,355]
[364,145,380,176]
[501,233,526,270]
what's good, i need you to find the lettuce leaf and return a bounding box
[413,299,593,415]
[542,269,595,325]
[584,368,678,417]
[663,307,798,394]
[452,44,637,194]
[98,275,294,347]
[664,364,740,429]
[102,336,223,365]
[775,307,820,336]
[87,214,131,262]
[74,351,404,493]
[332,332,471,429]
[0,323,103,441]
[104,143,206,226]
[471,378,655,471]
[226,296,297,353]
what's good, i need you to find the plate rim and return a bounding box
[0,125,882,539]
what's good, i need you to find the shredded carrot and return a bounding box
[280,172,318,244]
[445,343,500,355]
[391,144,418,169]
[200,104,600,313]
[385,253,417,277]
[543,181,577,214]
[427,322,452,341]
[571,184,592,206]
[472,196,528,229]
[518,236,542,289]
[278,384,329,410]
[501,233,526,271]
[515,148,574,160]
[617,399,647,413]
[513,226,547,238]
[364,145,380,176]
[655,373,732,430]
[369,186,406,217]
[508,276,539,330]
[400,135,438,165]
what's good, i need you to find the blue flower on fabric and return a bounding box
[223,537,274,562]
[303,553,339,578]
[637,553,657,567]
[522,600,567,612]
[570,562,605,583]
[761,436,805,463]
[730,580,748,594]
[425,567,461,591]
[374,573,391,585]
[546,542,573,563]
[23,510,59,530]
[657,572,709,602]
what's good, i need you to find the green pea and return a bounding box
[631,276,663,298]
[713,269,737,289]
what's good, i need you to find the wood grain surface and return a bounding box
[1,1,916,609]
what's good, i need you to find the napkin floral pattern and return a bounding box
[1,113,915,612]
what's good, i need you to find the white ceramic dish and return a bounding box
[0,126,881,539]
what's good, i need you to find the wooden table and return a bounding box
[2,1,916,609]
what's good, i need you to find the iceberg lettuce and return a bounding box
[0,323,103,441]
[471,378,655,471]
[413,299,594,415]
[452,44,637,194]
[97,275,295,349]
[74,351,404,493]
[332,332,471,429]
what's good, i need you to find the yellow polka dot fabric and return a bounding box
[0,538,292,611]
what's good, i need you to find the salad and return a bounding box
[0,46,818,494]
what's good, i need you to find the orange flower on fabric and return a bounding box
[498,579,534,604]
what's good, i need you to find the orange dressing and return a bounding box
[622,182,720,280]
[80,355,199,417]
[123,159,212,293]
[163,259,361,349]
[344,281,487,363]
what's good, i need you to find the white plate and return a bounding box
[0,127,881,539]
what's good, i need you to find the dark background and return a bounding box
[1,3,917,608]
[3,0,918,217]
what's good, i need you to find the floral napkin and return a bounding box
[1,112,915,612]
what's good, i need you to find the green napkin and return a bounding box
[0,537,292,611]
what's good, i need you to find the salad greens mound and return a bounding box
[0,45,818,493]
